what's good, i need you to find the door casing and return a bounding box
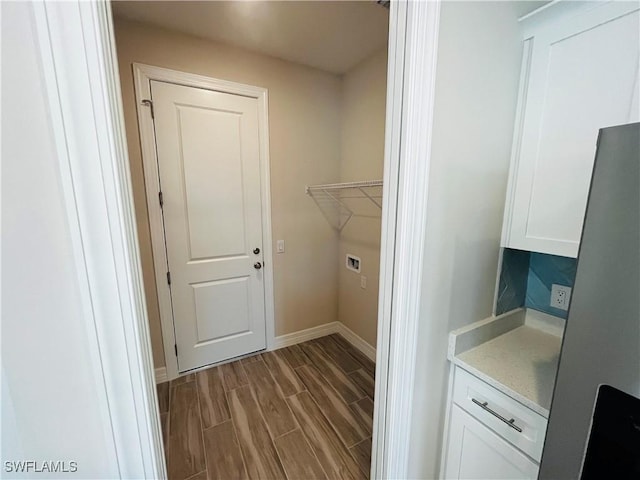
[133,64,275,381]
[35,0,443,478]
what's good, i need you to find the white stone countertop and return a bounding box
[449,309,564,418]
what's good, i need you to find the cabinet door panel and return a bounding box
[505,3,640,257]
[444,405,538,480]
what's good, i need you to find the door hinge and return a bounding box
[166,271,171,285]
[174,344,178,357]
[141,99,154,119]
[159,191,164,207]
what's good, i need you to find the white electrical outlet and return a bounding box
[276,240,285,253]
[550,284,572,311]
[361,276,367,289]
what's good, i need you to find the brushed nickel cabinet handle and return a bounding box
[471,398,523,433]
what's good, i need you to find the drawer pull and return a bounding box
[471,398,523,433]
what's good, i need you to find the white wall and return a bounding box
[1,2,118,477]
[407,2,524,477]
[338,49,387,348]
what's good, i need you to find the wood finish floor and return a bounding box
[157,334,376,480]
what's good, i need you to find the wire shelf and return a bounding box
[305,180,383,230]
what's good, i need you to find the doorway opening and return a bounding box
[111,1,389,478]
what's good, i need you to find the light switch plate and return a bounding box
[276,240,285,253]
[550,284,572,311]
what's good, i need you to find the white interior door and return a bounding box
[150,80,266,372]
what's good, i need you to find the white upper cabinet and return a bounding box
[502,1,640,258]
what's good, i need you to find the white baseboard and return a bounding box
[155,367,168,384]
[272,320,377,362]
[335,322,377,362]
[271,321,341,350]
[155,321,377,383]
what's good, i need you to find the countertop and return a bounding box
[448,309,564,418]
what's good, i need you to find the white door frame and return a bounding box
[372,1,441,478]
[133,64,275,381]
[31,1,166,477]
[34,0,441,477]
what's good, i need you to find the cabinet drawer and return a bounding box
[453,367,547,462]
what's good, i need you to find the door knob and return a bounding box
[253,247,260,254]
[254,262,262,270]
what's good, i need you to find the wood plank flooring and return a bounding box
[157,335,376,480]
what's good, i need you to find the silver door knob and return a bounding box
[254,262,262,270]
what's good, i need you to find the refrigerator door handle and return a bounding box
[471,397,524,433]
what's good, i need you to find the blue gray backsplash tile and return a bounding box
[496,248,577,319]
[525,252,577,318]
[496,248,530,314]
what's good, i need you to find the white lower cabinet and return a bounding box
[444,405,539,480]
[442,367,544,479]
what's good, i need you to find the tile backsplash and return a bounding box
[496,248,577,319]
[496,248,529,314]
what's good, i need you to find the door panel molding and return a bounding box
[133,63,275,381]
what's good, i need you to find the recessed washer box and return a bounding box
[346,254,361,273]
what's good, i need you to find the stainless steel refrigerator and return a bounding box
[539,123,640,479]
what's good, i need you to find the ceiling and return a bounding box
[111,1,390,74]
[513,1,552,18]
